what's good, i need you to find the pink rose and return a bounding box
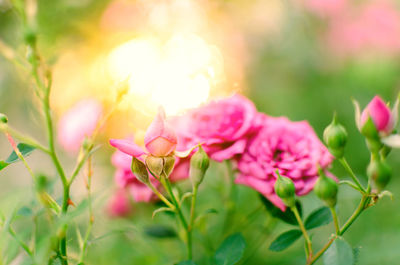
[107,189,132,217]
[360,96,396,135]
[235,115,334,211]
[110,108,177,158]
[172,94,258,162]
[57,99,102,153]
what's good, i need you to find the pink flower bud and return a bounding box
[144,108,177,157]
[360,96,394,135]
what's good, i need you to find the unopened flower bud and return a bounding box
[131,157,149,184]
[144,108,177,157]
[323,114,348,158]
[190,146,210,188]
[360,96,395,136]
[361,117,383,153]
[367,159,392,192]
[0,113,8,124]
[314,172,338,207]
[274,172,296,207]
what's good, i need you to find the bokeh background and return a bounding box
[1,0,400,264]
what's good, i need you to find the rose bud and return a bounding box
[360,96,396,136]
[323,113,348,158]
[189,146,210,188]
[314,171,338,207]
[274,172,296,207]
[367,158,392,192]
[0,113,8,124]
[144,108,177,157]
[131,157,149,184]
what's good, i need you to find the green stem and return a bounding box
[330,207,340,234]
[160,174,190,259]
[338,158,365,192]
[291,206,313,260]
[187,185,198,260]
[339,195,370,235]
[147,181,175,210]
[307,235,337,265]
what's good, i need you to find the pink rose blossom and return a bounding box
[172,94,258,162]
[235,115,334,211]
[57,99,102,153]
[107,189,132,217]
[360,96,395,135]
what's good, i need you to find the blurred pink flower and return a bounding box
[302,0,347,17]
[107,189,132,217]
[326,0,400,57]
[235,115,334,211]
[360,95,395,135]
[110,108,177,158]
[172,94,258,162]
[57,99,102,153]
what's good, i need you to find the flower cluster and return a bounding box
[109,94,337,213]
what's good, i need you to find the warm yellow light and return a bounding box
[108,34,222,115]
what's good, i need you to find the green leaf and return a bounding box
[259,194,302,225]
[17,206,33,217]
[0,161,9,170]
[214,233,246,265]
[0,143,36,171]
[152,207,174,219]
[176,261,197,265]
[323,237,354,265]
[269,229,302,252]
[305,207,332,230]
[353,247,361,265]
[5,143,35,163]
[144,225,176,238]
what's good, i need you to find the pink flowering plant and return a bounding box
[1,1,400,265]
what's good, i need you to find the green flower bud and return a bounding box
[131,157,149,184]
[323,113,348,158]
[189,146,210,188]
[367,159,392,192]
[314,173,338,207]
[274,172,296,207]
[361,117,382,153]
